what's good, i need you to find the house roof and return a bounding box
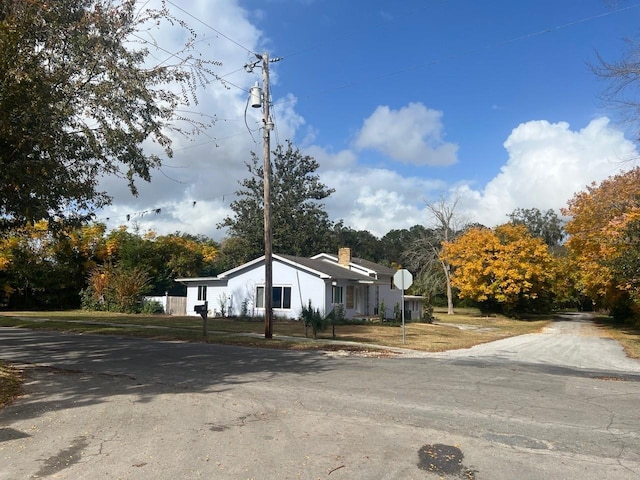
[311,252,396,277]
[278,254,382,283]
[176,253,387,284]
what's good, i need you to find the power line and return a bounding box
[165,0,256,56]
[272,3,640,108]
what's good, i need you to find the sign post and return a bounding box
[393,269,413,344]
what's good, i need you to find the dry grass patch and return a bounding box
[0,361,23,408]
[315,308,549,352]
[592,315,640,360]
[0,308,551,353]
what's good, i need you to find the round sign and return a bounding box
[393,269,413,290]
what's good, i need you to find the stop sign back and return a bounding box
[393,269,413,290]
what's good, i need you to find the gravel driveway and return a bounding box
[425,312,640,374]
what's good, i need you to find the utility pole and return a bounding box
[247,52,280,339]
[261,52,273,339]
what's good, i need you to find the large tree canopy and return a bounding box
[441,223,557,316]
[0,0,219,228]
[220,141,335,262]
[563,167,640,317]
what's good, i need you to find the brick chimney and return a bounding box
[338,247,351,268]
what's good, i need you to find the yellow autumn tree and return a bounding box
[0,221,109,308]
[563,167,640,319]
[441,224,557,316]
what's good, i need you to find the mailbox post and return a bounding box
[194,301,208,338]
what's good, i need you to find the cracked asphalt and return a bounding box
[1,313,639,479]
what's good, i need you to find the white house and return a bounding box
[176,248,403,320]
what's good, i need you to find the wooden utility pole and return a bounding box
[262,52,273,339]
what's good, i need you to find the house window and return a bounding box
[346,286,354,309]
[256,287,264,310]
[256,286,292,309]
[332,285,343,304]
[197,285,207,301]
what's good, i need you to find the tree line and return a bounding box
[1,163,639,325]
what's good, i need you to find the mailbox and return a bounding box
[194,304,206,314]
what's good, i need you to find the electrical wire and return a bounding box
[271,2,640,108]
[165,0,256,56]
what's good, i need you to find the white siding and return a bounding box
[183,258,329,320]
[377,275,403,320]
[181,256,400,321]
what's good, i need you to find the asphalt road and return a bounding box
[1,314,639,480]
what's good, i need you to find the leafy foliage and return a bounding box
[0,0,220,228]
[507,208,565,246]
[220,141,335,262]
[441,224,557,316]
[563,167,640,319]
[0,221,107,309]
[84,264,150,313]
[301,300,326,339]
[1,221,219,310]
[331,225,385,263]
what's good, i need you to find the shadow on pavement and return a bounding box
[0,327,335,422]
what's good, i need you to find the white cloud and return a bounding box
[97,0,265,239]
[94,5,640,248]
[456,117,639,227]
[304,146,447,237]
[354,102,458,166]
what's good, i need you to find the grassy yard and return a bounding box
[0,307,550,352]
[1,308,637,357]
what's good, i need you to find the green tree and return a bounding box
[331,224,383,263]
[380,225,429,266]
[103,226,219,296]
[220,141,335,262]
[0,221,106,309]
[147,232,219,294]
[0,0,220,228]
[507,208,564,247]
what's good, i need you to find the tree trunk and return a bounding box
[440,259,454,315]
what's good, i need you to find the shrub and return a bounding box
[327,304,345,338]
[420,303,435,323]
[301,300,326,339]
[141,300,164,314]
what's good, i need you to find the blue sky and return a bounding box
[99,0,640,241]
